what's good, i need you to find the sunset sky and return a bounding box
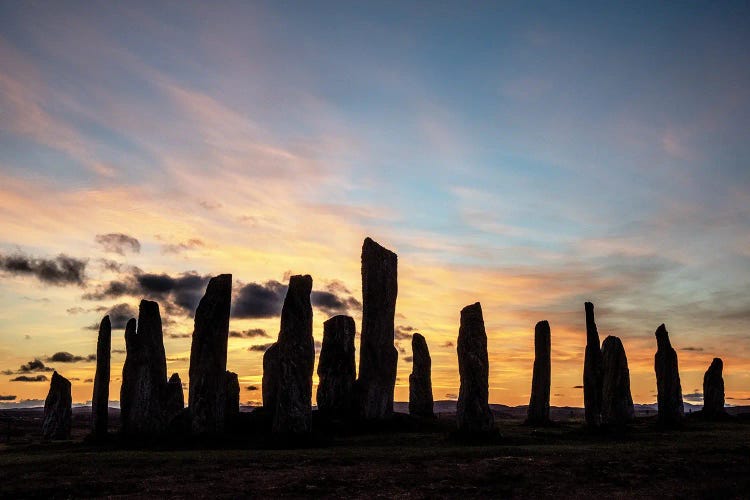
[1,1,749,408]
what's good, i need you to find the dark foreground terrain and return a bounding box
[1,407,749,498]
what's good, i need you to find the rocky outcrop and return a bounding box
[654,324,683,427]
[526,320,551,425]
[272,274,315,434]
[120,300,168,436]
[42,371,72,440]
[356,237,398,420]
[262,342,280,413]
[457,302,495,433]
[583,302,603,427]
[409,333,434,418]
[225,370,240,423]
[164,372,184,424]
[316,315,356,416]
[601,336,635,427]
[91,315,111,438]
[702,358,726,418]
[189,274,232,435]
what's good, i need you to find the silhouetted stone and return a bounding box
[316,315,356,416]
[120,300,168,436]
[262,342,280,414]
[583,302,603,428]
[526,320,551,425]
[409,333,434,418]
[703,358,726,418]
[654,324,683,427]
[357,237,398,420]
[91,315,111,438]
[457,302,494,433]
[601,336,635,427]
[189,274,232,434]
[164,372,184,425]
[42,371,72,440]
[272,274,315,434]
[225,370,240,423]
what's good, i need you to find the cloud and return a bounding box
[404,356,413,362]
[112,349,126,354]
[572,385,584,389]
[395,325,415,340]
[45,352,96,363]
[229,328,269,338]
[11,375,49,382]
[84,378,93,383]
[442,341,454,348]
[18,359,54,373]
[683,392,703,403]
[444,393,458,400]
[248,342,275,352]
[199,200,222,210]
[0,252,86,285]
[246,385,258,391]
[681,346,704,352]
[310,290,361,317]
[168,333,191,339]
[0,395,16,401]
[232,281,287,319]
[161,238,205,255]
[94,233,141,255]
[104,303,138,329]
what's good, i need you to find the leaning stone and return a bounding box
[526,320,551,425]
[409,333,434,418]
[654,324,684,427]
[316,315,356,416]
[189,274,232,434]
[601,336,635,427]
[583,302,603,428]
[42,371,72,440]
[91,315,111,438]
[456,302,495,433]
[702,358,727,419]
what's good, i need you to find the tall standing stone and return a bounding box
[357,237,398,420]
[225,370,240,423]
[702,358,726,418]
[583,302,603,427]
[654,324,684,427]
[457,302,495,433]
[262,342,280,413]
[601,336,635,427]
[91,315,111,438]
[164,372,184,424]
[272,274,315,434]
[189,274,232,434]
[316,315,356,416]
[526,320,551,425]
[42,371,72,440]
[120,300,168,436]
[409,332,434,418]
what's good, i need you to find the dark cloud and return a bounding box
[680,346,704,352]
[248,342,275,352]
[199,200,222,210]
[445,393,458,400]
[404,356,413,362]
[395,325,415,340]
[168,333,191,339]
[442,341,454,348]
[95,233,140,255]
[161,239,205,255]
[112,349,126,354]
[232,281,287,319]
[18,359,54,373]
[0,252,86,285]
[684,392,704,402]
[45,352,96,363]
[0,395,16,401]
[104,303,137,329]
[246,385,258,391]
[311,290,361,316]
[229,328,269,338]
[84,378,93,383]
[11,375,49,382]
[573,385,584,389]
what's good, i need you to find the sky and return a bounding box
[1,1,749,408]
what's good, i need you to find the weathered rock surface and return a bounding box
[164,372,184,424]
[42,371,72,440]
[526,320,551,425]
[457,302,495,433]
[272,274,315,434]
[357,237,398,420]
[409,332,434,418]
[91,315,111,438]
[120,300,168,436]
[225,370,240,423]
[316,315,356,416]
[189,274,232,434]
[703,358,726,418]
[654,324,684,427]
[583,302,603,427]
[601,336,635,427]
[262,342,280,413]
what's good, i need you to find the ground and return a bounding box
[0,408,749,498]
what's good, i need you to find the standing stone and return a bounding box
[583,302,603,427]
[272,274,315,434]
[316,315,356,416]
[601,336,635,427]
[357,237,398,420]
[91,315,111,438]
[526,320,551,425]
[225,371,240,423]
[262,342,280,413]
[120,300,168,436]
[42,371,72,440]
[654,324,684,427]
[409,333,434,418]
[164,372,184,424]
[189,274,232,434]
[457,302,495,433]
[702,358,726,418]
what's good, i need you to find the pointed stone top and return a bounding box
[363,237,397,259]
[461,302,482,316]
[710,357,723,370]
[100,315,111,330]
[168,372,181,384]
[51,371,70,387]
[655,323,671,350]
[536,320,550,329]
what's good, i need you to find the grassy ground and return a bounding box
[0,413,749,498]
